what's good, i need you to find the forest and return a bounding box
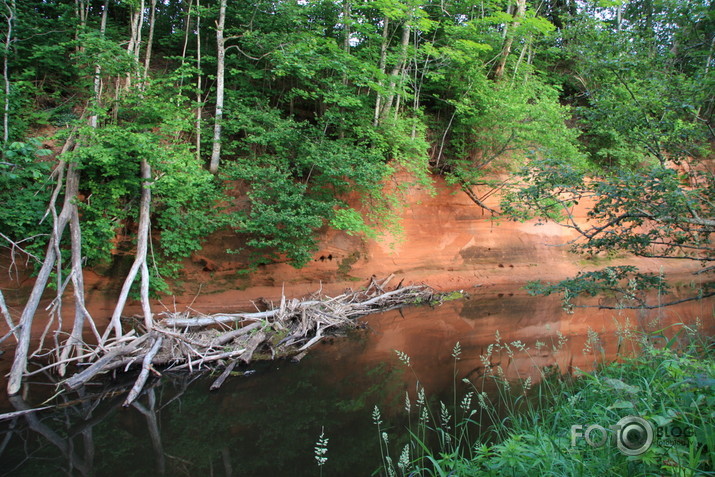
[0,0,713,473]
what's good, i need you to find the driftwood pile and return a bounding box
[58,277,434,405]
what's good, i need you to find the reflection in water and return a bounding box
[0,288,711,476]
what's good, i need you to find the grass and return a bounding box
[369,321,714,476]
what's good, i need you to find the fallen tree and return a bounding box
[38,277,436,403]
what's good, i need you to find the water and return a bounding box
[0,287,711,476]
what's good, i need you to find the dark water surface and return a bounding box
[0,287,712,476]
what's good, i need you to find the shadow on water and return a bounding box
[0,287,712,476]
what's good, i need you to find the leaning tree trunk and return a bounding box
[103,158,153,342]
[208,0,226,174]
[57,201,100,377]
[125,0,145,90]
[7,157,80,395]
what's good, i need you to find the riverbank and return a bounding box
[2,174,701,323]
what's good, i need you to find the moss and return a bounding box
[337,251,361,278]
[441,290,465,301]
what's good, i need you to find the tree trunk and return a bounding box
[142,0,157,84]
[0,289,17,342]
[7,160,79,395]
[209,0,226,174]
[195,0,202,162]
[125,0,145,90]
[2,0,15,146]
[373,16,389,127]
[57,192,94,376]
[493,0,526,81]
[382,21,411,121]
[89,0,109,129]
[104,158,153,341]
[695,35,715,121]
[178,0,194,87]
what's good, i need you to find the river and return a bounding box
[0,286,711,476]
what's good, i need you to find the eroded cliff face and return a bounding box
[0,174,701,323]
[168,174,697,314]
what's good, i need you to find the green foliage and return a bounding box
[374,330,714,476]
[0,139,54,258]
[504,154,714,307]
[221,102,393,266]
[526,266,670,313]
[557,5,713,167]
[442,77,584,187]
[2,0,712,290]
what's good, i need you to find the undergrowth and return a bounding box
[369,320,714,477]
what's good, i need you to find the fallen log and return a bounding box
[53,278,436,398]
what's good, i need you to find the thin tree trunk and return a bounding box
[74,0,89,52]
[195,0,202,162]
[373,17,389,127]
[512,34,532,81]
[209,0,226,174]
[175,0,193,142]
[57,201,97,377]
[342,0,351,89]
[103,159,153,342]
[89,0,109,129]
[178,0,193,87]
[126,0,145,90]
[493,0,526,81]
[0,289,17,342]
[695,35,715,121]
[142,0,157,84]
[2,0,15,146]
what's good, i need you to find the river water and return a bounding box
[0,286,712,476]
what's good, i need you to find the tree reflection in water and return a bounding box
[1,290,710,476]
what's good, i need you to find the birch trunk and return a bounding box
[209,0,226,174]
[126,0,145,90]
[142,0,157,84]
[195,0,202,162]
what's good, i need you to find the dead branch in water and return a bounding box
[55,279,435,396]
